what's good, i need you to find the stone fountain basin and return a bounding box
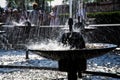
[28,43,117,60]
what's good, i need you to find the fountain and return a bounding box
[28,22,117,80]
[0,0,118,80]
[27,1,117,80]
[24,0,118,80]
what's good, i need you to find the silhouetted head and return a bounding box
[32,2,38,10]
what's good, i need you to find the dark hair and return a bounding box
[33,3,38,10]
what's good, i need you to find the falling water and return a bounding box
[87,25,120,45]
[1,23,66,49]
[0,32,12,49]
[55,4,69,25]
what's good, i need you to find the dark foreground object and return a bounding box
[28,43,117,80]
[28,43,117,60]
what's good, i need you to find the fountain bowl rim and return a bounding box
[28,43,117,51]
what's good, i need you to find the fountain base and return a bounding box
[59,58,86,72]
[59,58,86,79]
[28,43,117,80]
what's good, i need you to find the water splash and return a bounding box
[12,21,25,26]
[27,40,71,50]
[12,20,36,26]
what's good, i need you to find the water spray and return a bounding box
[68,0,73,33]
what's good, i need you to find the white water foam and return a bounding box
[27,40,71,50]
